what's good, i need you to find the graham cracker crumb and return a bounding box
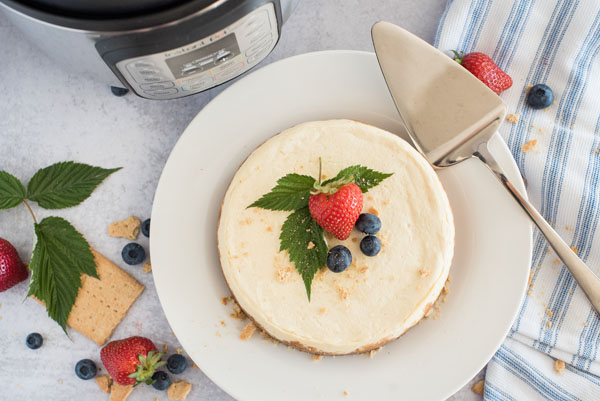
[442,283,450,295]
[359,266,368,274]
[220,320,226,327]
[522,139,538,152]
[351,237,358,243]
[266,226,272,232]
[418,268,430,277]
[527,290,533,296]
[338,287,349,300]
[566,225,573,231]
[319,307,327,314]
[538,127,544,134]
[168,380,192,400]
[109,383,133,401]
[546,321,553,328]
[595,149,600,155]
[108,216,141,240]
[546,309,554,318]
[276,267,292,282]
[240,322,257,341]
[142,260,152,273]
[193,362,200,369]
[230,301,246,320]
[554,360,565,374]
[312,354,323,361]
[367,206,379,216]
[95,375,112,394]
[583,322,588,326]
[570,245,578,254]
[472,380,484,396]
[155,398,159,401]
[221,296,232,305]
[175,348,183,355]
[307,241,315,250]
[368,348,380,358]
[344,391,349,396]
[162,343,168,353]
[506,114,519,124]
[525,85,533,92]
[553,259,560,264]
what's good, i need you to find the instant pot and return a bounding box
[0,0,298,99]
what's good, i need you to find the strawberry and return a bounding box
[453,51,512,94]
[309,182,363,240]
[100,336,165,386]
[0,237,28,292]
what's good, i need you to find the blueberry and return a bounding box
[25,333,43,349]
[121,243,145,265]
[327,245,352,273]
[526,84,554,109]
[355,213,381,234]
[360,236,381,257]
[75,359,97,380]
[152,371,171,390]
[141,218,151,238]
[110,86,129,97]
[167,354,187,374]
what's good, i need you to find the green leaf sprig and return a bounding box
[0,162,120,332]
[248,162,392,300]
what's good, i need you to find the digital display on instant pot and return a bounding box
[165,33,240,79]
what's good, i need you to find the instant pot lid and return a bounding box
[14,0,211,18]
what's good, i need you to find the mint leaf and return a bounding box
[27,216,97,332]
[27,162,121,209]
[249,173,316,211]
[279,207,327,300]
[322,165,393,193]
[0,171,26,209]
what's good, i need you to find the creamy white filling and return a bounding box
[218,120,454,354]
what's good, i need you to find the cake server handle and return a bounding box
[474,142,600,316]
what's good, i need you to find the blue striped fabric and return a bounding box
[435,0,600,399]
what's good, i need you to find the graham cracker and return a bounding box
[108,216,141,240]
[34,249,144,346]
[168,381,192,400]
[95,375,112,393]
[109,383,133,401]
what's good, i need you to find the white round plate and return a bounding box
[151,51,532,401]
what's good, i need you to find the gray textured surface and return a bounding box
[0,0,484,400]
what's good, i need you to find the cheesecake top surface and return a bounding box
[218,119,454,354]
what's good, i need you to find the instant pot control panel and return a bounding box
[115,3,278,99]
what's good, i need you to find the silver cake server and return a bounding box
[372,21,600,315]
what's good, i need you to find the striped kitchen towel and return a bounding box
[435,0,600,400]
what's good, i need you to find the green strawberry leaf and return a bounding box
[26,162,121,209]
[322,165,393,193]
[0,171,26,209]
[248,173,316,211]
[27,216,97,333]
[279,207,328,300]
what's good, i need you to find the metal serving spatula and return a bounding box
[372,21,600,315]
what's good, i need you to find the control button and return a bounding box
[140,81,174,90]
[138,68,161,76]
[245,10,268,29]
[182,77,214,91]
[247,31,271,45]
[180,72,211,85]
[182,65,201,75]
[140,76,166,83]
[214,62,245,82]
[143,88,178,96]
[130,61,154,69]
[245,37,273,57]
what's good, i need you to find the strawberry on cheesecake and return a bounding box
[217,119,454,355]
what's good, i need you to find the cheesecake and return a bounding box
[217,119,454,355]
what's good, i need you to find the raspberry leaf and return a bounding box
[26,162,121,209]
[27,216,97,333]
[279,207,327,300]
[0,171,26,209]
[248,173,316,211]
[322,165,393,193]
